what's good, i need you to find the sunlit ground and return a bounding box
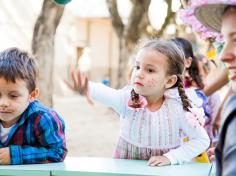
[54,94,120,157]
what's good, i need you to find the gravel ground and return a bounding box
[54,95,120,157]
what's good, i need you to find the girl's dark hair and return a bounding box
[0,47,38,92]
[171,37,204,89]
[131,39,192,112]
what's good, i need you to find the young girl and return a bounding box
[67,39,210,166]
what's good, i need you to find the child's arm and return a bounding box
[163,109,210,165]
[203,67,229,96]
[9,112,67,164]
[88,82,127,115]
[66,68,93,104]
[66,69,127,115]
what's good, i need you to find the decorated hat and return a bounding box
[179,0,236,41]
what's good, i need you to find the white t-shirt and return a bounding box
[0,123,14,143]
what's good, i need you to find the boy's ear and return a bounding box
[29,88,39,102]
[165,75,178,89]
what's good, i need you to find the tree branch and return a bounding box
[143,0,176,38]
[106,0,124,38]
[124,0,151,43]
[157,0,175,36]
[32,0,64,54]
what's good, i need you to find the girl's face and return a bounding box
[221,8,236,92]
[131,48,174,98]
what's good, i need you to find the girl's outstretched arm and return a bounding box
[88,82,127,116]
[65,68,93,105]
[66,68,128,116]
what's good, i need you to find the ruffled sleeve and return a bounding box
[164,105,210,164]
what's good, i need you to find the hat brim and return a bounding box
[195,4,228,32]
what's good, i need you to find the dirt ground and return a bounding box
[54,94,120,157]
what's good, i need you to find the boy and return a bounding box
[0,48,67,164]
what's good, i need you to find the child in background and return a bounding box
[67,39,209,166]
[0,48,67,164]
[197,54,221,145]
[171,38,212,138]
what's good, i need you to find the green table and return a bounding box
[0,163,51,176]
[0,157,214,176]
[52,157,213,176]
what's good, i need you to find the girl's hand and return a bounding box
[147,155,171,166]
[65,68,93,105]
[207,147,215,162]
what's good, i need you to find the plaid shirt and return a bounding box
[0,101,67,164]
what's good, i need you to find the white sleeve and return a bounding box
[164,110,210,165]
[88,81,126,116]
[185,88,203,108]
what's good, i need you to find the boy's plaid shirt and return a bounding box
[0,101,67,164]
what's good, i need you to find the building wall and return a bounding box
[89,18,119,86]
[0,1,120,96]
[53,17,119,95]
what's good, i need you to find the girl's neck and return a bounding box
[145,95,165,112]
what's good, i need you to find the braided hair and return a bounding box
[176,74,192,111]
[130,89,142,108]
[130,39,192,111]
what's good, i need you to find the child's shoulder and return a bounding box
[26,100,62,120]
[29,100,53,112]
[164,88,185,111]
[164,88,182,103]
[185,88,203,108]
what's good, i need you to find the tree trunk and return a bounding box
[107,0,151,88]
[32,0,64,107]
[116,38,135,87]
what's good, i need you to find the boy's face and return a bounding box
[0,77,37,127]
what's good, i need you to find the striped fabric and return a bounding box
[0,101,67,164]
[114,137,176,160]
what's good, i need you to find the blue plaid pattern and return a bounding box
[0,101,67,164]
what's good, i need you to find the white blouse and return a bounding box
[88,82,210,164]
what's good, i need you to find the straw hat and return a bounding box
[179,1,236,41]
[195,4,228,32]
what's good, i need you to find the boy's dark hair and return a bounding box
[0,47,38,92]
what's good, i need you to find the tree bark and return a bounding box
[107,0,151,88]
[157,0,175,36]
[32,0,64,107]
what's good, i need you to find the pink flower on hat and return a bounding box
[179,11,222,41]
[178,0,227,41]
